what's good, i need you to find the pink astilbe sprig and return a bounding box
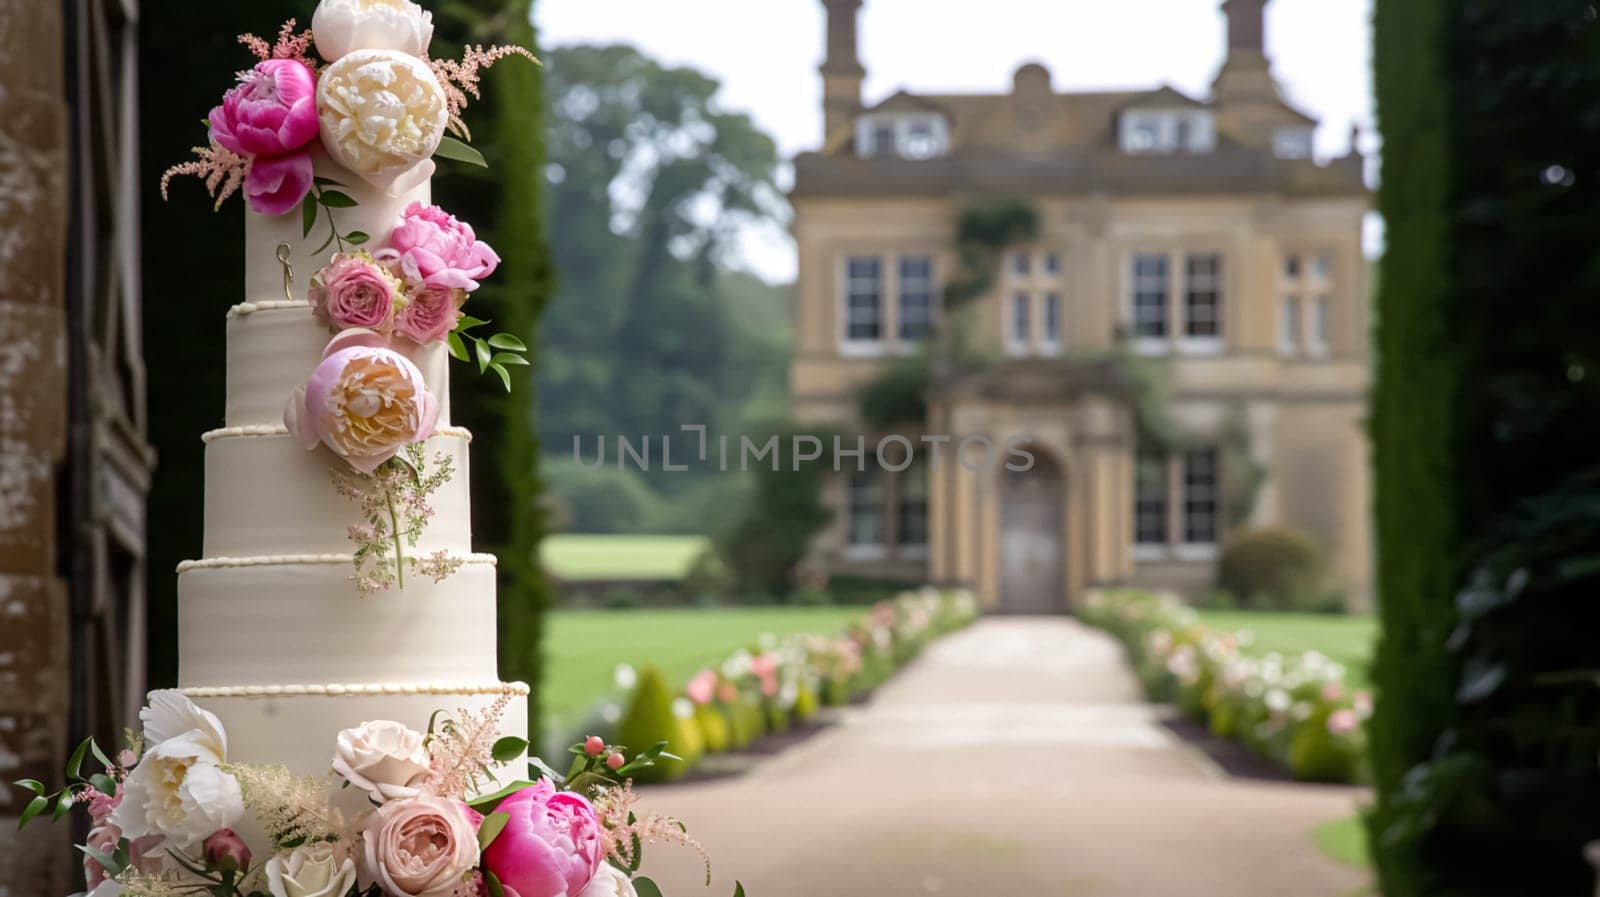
[160,145,251,211]
[593,780,711,886]
[426,689,514,800]
[429,45,540,140]
[238,18,319,72]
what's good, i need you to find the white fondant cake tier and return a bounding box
[177,557,500,687]
[225,301,452,429]
[202,429,473,558]
[243,151,428,308]
[187,684,529,800]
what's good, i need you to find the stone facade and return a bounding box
[791,0,1370,612]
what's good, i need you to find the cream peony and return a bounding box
[312,0,434,63]
[316,49,447,195]
[266,843,358,897]
[283,329,440,473]
[577,864,641,897]
[331,720,432,803]
[109,692,245,849]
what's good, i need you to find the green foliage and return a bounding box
[792,683,820,722]
[1370,1,1600,893]
[431,0,554,746]
[692,703,730,754]
[681,547,736,602]
[542,459,664,535]
[614,667,694,782]
[857,353,932,430]
[942,198,1040,311]
[715,425,837,597]
[1215,526,1334,612]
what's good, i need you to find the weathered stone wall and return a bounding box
[0,0,72,891]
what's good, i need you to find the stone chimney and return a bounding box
[1211,0,1303,147]
[819,0,865,147]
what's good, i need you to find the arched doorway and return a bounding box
[998,449,1065,614]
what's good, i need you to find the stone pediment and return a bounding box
[932,357,1135,405]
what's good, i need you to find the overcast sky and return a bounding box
[536,0,1377,282]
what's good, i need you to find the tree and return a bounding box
[1369,2,1600,893]
[537,45,787,482]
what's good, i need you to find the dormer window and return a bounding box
[1120,110,1215,154]
[1273,126,1315,159]
[856,114,949,160]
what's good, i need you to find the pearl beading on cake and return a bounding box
[179,681,530,698]
[201,424,472,444]
[176,553,497,573]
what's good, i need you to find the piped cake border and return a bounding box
[178,681,530,698]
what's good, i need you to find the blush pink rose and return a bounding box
[358,795,478,897]
[685,669,717,706]
[310,253,400,333]
[209,59,320,158]
[394,285,463,345]
[376,202,500,292]
[482,781,604,897]
[244,150,315,217]
[283,329,440,473]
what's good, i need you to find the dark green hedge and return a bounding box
[1370,1,1600,893]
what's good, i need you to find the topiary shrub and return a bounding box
[1215,526,1332,611]
[616,667,695,782]
[792,682,820,722]
[692,703,729,754]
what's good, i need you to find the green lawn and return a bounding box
[540,534,710,581]
[1196,610,1378,689]
[540,607,861,732]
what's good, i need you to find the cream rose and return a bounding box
[312,0,434,62]
[358,795,478,897]
[331,720,432,803]
[266,842,358,897]
[316,49,447,194]
[109,692,244,849]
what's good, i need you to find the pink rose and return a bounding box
[394,285,463,345]
[245,150,314,217]
[1327,708,1361,736]
[283,329,440,473]
[377,202,500,292]
[203,828,252,871]
[358,795,478,897]
[481,781,604,897]
[750,654,779,698]
[209,59,319,158]
[685,669,717,706]
[310,253,400,333]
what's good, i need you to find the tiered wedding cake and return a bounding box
[176,163,527,783]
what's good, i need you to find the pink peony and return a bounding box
[244,150,315,217]
[203,828,251,871]
[284,329,440,473]
[377,202,500,292]
[209,59,319,158]
[481,781,604,897]
[358,795,479,897]
[394,285,463,345]
[685,669,717,706]
[310,253,400,333]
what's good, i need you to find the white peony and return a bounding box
[330,720,432,803]
[265,842,358,897]
[312,0,434,63]
[110,691,244,849]
[576,863,640,897]
[316,48,447,195]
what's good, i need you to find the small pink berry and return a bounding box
[584,736,605,756]
[606,751,625,771]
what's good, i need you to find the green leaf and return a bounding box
[12,779,44,795]
[89,773,116,796]
[89,741,113,773]
[486,333,527,351]
[477,811,511,850]
[319,190,358,209]
[492,736,529,763]
[313,176,346,187]
[301,192,318,238]
[732,882,746,897]
[475,338,492,374]
[457,315,491,332]
[346,230,370,246]
[467,779,538,811]
[634,877,665,897]
[51,794,73,821]
[18,795,47,829]
[66,737,93,780]
[77,844,122,877]
[435,135,489,168]
[490,363,513,393]
[490,352,530,368]
[484,871,506,897]
[447,331,469,362]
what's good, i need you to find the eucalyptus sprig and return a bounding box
[300,177,368,256]
[449,315,530,392]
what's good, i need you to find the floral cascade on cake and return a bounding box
[13,3,735,897]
